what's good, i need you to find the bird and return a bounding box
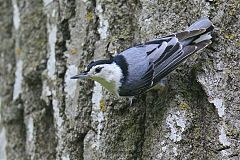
[71,18,214,97]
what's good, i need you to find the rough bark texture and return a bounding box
[0,0,239,160]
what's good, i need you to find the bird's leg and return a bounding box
[128,97,134,106]
[121,96,135,106]
[149,77,168,94]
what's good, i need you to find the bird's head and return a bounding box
[71,60,116,81]
[71,58,125,95]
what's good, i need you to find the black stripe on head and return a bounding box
[113,55,128,83]
[86,59,113,72]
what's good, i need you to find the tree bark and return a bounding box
[0,0,239,159]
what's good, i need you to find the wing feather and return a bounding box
[176,29,206,41]
[154,41,181,66]
[124,36,180,91]
[118,18,213,96]
[139,36,198,88]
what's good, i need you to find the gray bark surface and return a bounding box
[0,0,239,160]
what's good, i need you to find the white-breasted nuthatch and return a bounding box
[71,18,214,96]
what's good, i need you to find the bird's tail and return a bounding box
[187,17,214,32]
[187,17,214,44]
[177,17,214,49]
[144,18,214,86]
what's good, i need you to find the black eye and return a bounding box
[95,67,103,73]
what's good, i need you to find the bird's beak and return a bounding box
[70,72,89,79]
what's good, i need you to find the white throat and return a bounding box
[92,62,123,95]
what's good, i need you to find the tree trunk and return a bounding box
[0,0,239,159]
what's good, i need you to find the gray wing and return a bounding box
[118,36,174,95]
[119,31,211,96]
[119,46,150,85]
[119,18,213,96]
[119,36,179,95]
[140,33,211,90]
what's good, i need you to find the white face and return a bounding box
[87,64,113,80]
[85,63,123,95]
